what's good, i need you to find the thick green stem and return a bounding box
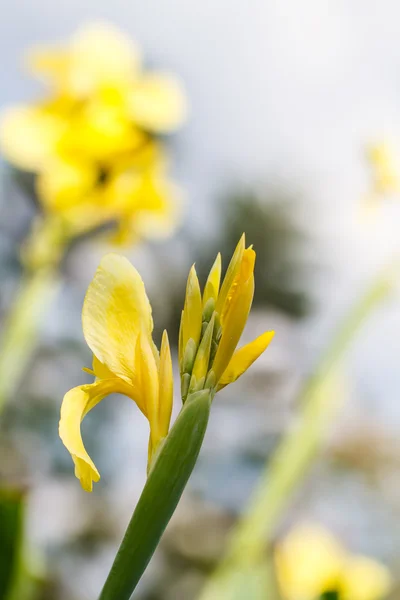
[199,265,394,598]
[99,390,212,600]
[0,267,59,414]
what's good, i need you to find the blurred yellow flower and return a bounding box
[340,555,392,600]
[179,234,275,400]
[275,524,344,600]
[59,237,274,491]
[367,143,400,195]
[0,22,187,243]
[275,523,392,600]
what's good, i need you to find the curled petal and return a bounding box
[82,254,153,383]
[59,379,125,491]
[217,330,275,390]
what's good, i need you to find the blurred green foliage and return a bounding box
[157,187,312,346]
[201,189,311,318]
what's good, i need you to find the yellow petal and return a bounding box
[27,47,69,84]
[340,556,392,600]
[59,100,143,162]
[59,379,123,491]
[367,142,400,194]
[158,330,173,438]
[180,265,203,361]
[130,74,187,132]
[69,22,141,94]
[215,234,245,316]
[36,156,98,212]
[128,178,184,241]
[32,22,141,97]
[275,524,345,600]
[203,253,222,307]
[92,355,115,380]
[0,105,64,171]
[82,253,153,383]
[105,170,184,244]
[217,330,275,390]
[212,248,255,383]
[134,331,160,459]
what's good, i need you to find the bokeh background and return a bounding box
[1,2,400,599]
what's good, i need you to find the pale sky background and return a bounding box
[1,0,400,420]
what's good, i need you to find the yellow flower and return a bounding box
[340,555,392,600]
[0,22,187,242]
[275,524,345,600]
[59,238,274,492]
[179,234,275,400]
[59,254,173,491]
[275,523,392,600]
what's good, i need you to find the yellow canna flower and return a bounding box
[59,254,173,491]
[0,22,187,243]
[59,237,274,492]
[275,523,392,600]
[275,524,345,600]
[179,234,274,400]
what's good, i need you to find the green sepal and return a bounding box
[98,389,212,600]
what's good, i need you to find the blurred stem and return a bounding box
[0,216,67,415]
[0,267,60,414]
[199,263,395,599]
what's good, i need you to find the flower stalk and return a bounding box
[99,390,211,600]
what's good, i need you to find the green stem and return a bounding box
[99,390,212,600]
[199,264,394,598]
[0,267,60,415]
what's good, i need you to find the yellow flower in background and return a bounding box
[367,143,400,195]
[59,237,274,491]
[179,234,275,400]
[275,524,344,600]
[340,555,392,600]
[59,254,173,492]
[0,22,187,242]
[275,523,392,600]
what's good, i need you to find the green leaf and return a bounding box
[99,389,211,600]
[0,489,24,600]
